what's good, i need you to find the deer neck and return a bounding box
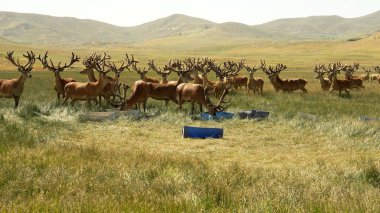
[14,74,28,94]
[249,72,254,79]
[54,73,65,92]
[87,68,98,82]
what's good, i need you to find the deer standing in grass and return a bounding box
[245,64,264,94]
[148,59,172,84]
[261,60,308,93]
[314,64,331,92]
[371,66,380,82]
[38,52,79,101]
[326,62,353,96]
[63,53,112,106]
[210,60,243,97]
[343,62,365,90]
[360,67,372,81]
[111,59,194,112]
[0,51,36,108]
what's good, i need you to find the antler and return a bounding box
[93,52,111,75]
[148,60,171,75]
[6,51,36,71]
[38,52,80,72]
[268,63,287,74]
[245,64,260,73]
[110,83,130,107]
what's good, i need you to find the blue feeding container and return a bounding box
[237,110,269,120]
[182,126,224,139]
[200,111,235,121]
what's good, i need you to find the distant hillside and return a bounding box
[255,11,380,39]
[1,10,380,44]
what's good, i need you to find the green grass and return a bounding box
[0,38,379,211]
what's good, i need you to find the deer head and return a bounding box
[106,53,134,78]
[204,84,232,116]
[166,59,195,82]
[109,83,130,108]
[314,64,328,79]
[38,52,80,77]
[362,66,372,74]
[5,51,36,78]
[148,60,172,81]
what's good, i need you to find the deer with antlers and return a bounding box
[314,64,331,92]
[360,67,372,81]
[326,62,353,96]
[38,52,79,100]
[342,62,365,90]
[261,60,308,93]
[209,60,242,97]
[62,53,112,106]
[130,60,159,83]
[0,51,36,108]
[245,64,264,94]
[111,59,194,112]
[228,60,248,90]
[148,59,172,84]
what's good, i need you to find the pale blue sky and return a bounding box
[2,0,380,26]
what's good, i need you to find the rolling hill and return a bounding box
[1,10,380,44]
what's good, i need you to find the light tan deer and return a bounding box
[63,53,112,106]
[360,67,372,81]
[371,66,380,82]
[0,51,36,108]
[38,52,79,100]
[314,64,331,92]
[245,64,264,94]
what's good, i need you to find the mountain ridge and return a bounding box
[0,10,379,44]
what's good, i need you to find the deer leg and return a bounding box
[191,101,195,115]
[301,88,308,93]
[13,95,20,109]
[199,103,203,113]
[70,99,77,107]
[164,100,169,106]
[57,93,61,101]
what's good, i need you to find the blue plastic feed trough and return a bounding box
[200,111,235,121]
[237,110,269,120]
[182,126,224,139]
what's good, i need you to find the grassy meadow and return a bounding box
[0,36,380,211]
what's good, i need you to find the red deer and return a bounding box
[326,62,353,96]
[209,60,242,97]
[343,62,365,90]
[130,60,159,83]
[38,52,79,100]
[176,83,231,115]
[314,64,331,92]
[261,60,308,93]
[371,66,380,82]
[111,59,194,112]
[148,59,172,84]
[62,53,112,106]
[0,51,36,108]
[245,64,264,94]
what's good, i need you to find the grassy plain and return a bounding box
[0,36,379,211]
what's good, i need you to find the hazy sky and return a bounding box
[2,0,380,26]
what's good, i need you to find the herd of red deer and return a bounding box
[1,51,379,114]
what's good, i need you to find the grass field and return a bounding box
[0,37,380,211]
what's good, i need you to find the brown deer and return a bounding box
[148,59,172,84]
[261,60,308,93]
[360,67,372,81]
[314,64,331,92]
[209,60,242,97]
[62,53,112,106]
[343,63,365,90]
[176,82,232,115]
[326,62,353,96]
[261,60,281,92]
[111,59,194,112]
[0,51,36,108]
[38,52,79,100]
[130,61,159,83]
[245,64,264,94]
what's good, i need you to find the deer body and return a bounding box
[317,75,331,92]
[247,70,264,94]
[231,75,248,90]
[54,73,76,100]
